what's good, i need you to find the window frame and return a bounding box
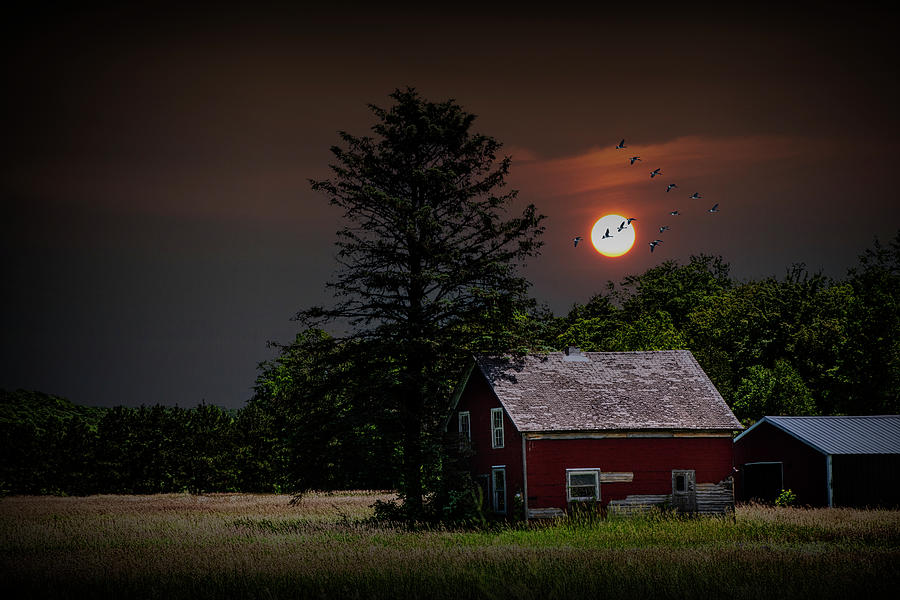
[458,411,471,441]
[566,468,601,503]
[490,407,505,449]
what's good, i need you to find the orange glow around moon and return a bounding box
[590,214,636,257]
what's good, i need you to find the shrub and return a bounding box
[775,488,797,507]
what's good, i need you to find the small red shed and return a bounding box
[447,348,743,518]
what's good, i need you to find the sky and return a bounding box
[2,4,898,409]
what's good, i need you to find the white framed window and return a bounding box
[566,469,601,502]
[458,411,471,441]
[492,466,507,513]
[491,407,504,449]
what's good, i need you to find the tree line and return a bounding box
[2,234,897,498]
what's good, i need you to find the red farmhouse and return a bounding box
[448,348,743,518]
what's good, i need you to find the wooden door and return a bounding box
[672,470,697,513]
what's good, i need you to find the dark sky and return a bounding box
[2,4,898,408]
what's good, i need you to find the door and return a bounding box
[492,467,507,513]
[742,462,783,503]
[672,470,697,513]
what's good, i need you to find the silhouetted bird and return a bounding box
[602,228,613,239]
[573,236,583,247]
[629,156,641,165]
[616,139,626,149]
[689,192,702,200]
[666,183,678,192]
[649,240,663,252]
[650,168,661,178]
[670,210,680,216]
[626,217,637,224]
[617,221,627,232]
[708,203,719,213]
[659,225,670,233]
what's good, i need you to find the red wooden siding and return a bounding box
[733,421,827,506]
[525,437,733,509]
[453,372,523,509]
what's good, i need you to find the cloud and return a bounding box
[509,134,838,212]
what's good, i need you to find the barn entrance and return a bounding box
[742,462,783,503]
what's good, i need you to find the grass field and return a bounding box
[1,492,898,599]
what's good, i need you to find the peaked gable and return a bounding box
[475,350,741,432]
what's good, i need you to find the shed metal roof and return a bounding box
[734,415,900,455]
[473,350,742,432]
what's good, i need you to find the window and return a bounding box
[492,467,507,513]
[672,470,695,495]
[491,408,504,449]
[567,469,600,502]
[458,411,471,441]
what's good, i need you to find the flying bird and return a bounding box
[650,168,661,178]
[666,183,678,192]
[629,156,641,165]
[689,192,702,200]
[708,203,720,213]
[573,236,583,247]
[602,228,613,239]
[616,139,626,149]
[626,217,637,224]
[649,239,663,253]
[670,210,680,216]
[659,225,670,233]
[617,221,627,232]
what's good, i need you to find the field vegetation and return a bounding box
[1,492,898,599]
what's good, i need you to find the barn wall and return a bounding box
[452,371,523,512]
[525,437,734,514]
[733,421,827,506]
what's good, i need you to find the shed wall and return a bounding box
[832,454,900,508]
[733,421,827,506]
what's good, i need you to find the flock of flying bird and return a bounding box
[573,138,720,253]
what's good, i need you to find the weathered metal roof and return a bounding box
[474,350,742,432]
[736,415,900,455]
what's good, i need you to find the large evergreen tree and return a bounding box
[301,88,545,517]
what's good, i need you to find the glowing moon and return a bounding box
[590,214,636,257]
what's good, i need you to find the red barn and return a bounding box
[447,348,743,518]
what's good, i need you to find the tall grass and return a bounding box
[1,493,898,599]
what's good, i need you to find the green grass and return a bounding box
[1,493,898,599]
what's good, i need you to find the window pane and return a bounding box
[569,486,596,500]
[570,474,596,487]
[492,410,502,428]
[676,474,686,492]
